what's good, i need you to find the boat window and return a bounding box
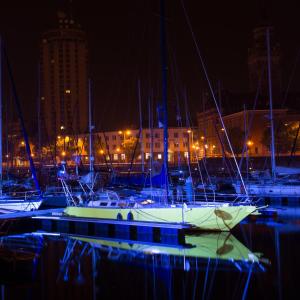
[128,203,135,207]
[110,202,117,206]
[100,202,108,206]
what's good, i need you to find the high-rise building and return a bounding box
[40,11,88,142]
[248,25,281,107]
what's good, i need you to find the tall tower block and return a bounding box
[40,12,88,141]
[248,25,281,107]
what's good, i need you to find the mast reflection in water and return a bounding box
[0,206,300,299]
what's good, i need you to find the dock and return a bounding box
[1,208,191,245]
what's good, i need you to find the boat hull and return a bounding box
[0,199,42,212]
[64,204,257,231]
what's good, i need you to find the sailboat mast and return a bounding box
[88,79,94,173]
[0,37,2,193]
[160,0,169,194]
[138,79,144,172]
[266,27,276,180]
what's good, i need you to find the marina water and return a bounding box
[0,203,299,300]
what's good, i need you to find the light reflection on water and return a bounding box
[0,205,300,300]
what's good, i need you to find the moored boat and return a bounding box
[64,202,257,231]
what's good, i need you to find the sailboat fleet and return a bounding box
[7,3,294,229]
[233,28,300,200]
[61,0,258,231]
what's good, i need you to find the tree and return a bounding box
[122,136,141,162]
[223,126,245,155]
[261,121,300,154]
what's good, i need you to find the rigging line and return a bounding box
[168,45,184,170]
[184,89,193,180]
[127,127,142,177]
[239,65,265,171]
[214,122,234,180]
[3,43,41,195]
[180,0,248,195]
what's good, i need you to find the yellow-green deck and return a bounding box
[64,205,257,231]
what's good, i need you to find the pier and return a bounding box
[0,208,191,245]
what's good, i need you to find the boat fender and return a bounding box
[127,212,134,221]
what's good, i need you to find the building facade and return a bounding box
[40,12,88,143]
[54,127,199,166]
[197,109,300,158]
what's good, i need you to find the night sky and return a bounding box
[1,0,300,134]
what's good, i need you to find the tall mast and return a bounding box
[266,27,276,180]
[3,45,41,194]
[37,61,41,162]
[138,79,144,172]
[160,0,169,195]
[88,79,94,173]
[0,37,3,195]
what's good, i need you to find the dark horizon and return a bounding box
[1,0,300,134]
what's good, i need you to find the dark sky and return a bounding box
[1,0,300,133]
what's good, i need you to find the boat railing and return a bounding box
[149,191,256,205]
[3,190,40,200]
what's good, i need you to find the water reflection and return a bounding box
[56,232,268,300]
[1,206,300,299]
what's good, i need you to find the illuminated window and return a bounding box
[184,152,189,158]
[145,153,151,159]
[113,154,118,161]
[157,154,162,159]
[121,153,126,160]
[65,89,71,94]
